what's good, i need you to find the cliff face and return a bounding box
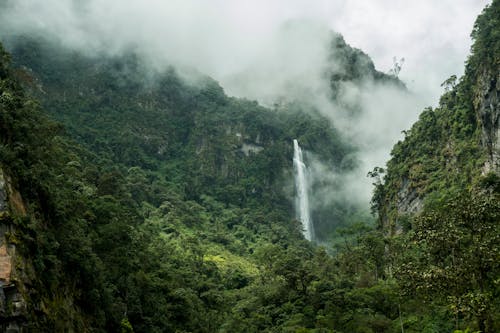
[0,168,28,333]
[395,178,423,216]
[0,42,95,332]
[374,0,499,230]
[476,67,500,174]
[394,67,499,219]
[470,0,500,175]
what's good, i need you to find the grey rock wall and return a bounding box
[476,70,500,174]
[0,170,6,213]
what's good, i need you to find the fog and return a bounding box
[0,0,488,100]
[0,0,491,212]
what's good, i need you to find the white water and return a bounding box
[293,139,314,241]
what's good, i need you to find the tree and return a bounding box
[396,190,500,332]
[389,57,405,77]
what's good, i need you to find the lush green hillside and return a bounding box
[8,36,360,238]
[372,0,499,231]
[370,1,499,332]
[5,30,402,241]
[0,31,406,332]
[0,2,497,331]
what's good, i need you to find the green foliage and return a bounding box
[370,3,500,333]
[467,0,500,84]
[395,190,500,333]
[0,32,410,331]
[373,0,500,229]
[327,33,405,101]
[7,34,371,245]
[0,2,497,331]
[0,42,108,330]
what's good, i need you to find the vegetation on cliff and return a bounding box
[0,1,498,332]
[0,34,401,332]
[371,2,499,332]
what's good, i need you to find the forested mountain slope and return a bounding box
[369,2,499,332]
[0,29,409,332]
[0,1,497,332]
[5,31,401,241]
[372,0,499,231]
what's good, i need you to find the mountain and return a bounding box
[0,28,407,332]
[370,2,499,332]
[5,30,402,242]
[372,0,499,231]
[0,1,497,332]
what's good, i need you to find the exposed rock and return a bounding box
[476,70,500,174]
[0,167,28,332]
[0,170,6,213]
[0,245,11,285]
[195,137,206,154]
[5,322,21,333]
[396,178,423,215]
[240,143,264,156]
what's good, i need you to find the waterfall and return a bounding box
[293,139,314,241]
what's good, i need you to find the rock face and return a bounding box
[394,70,498,219]
[476,70,500,174]
[396,178,423,215]
[0,171,6,213]
[0,168,27,333]
[0,245,12,285]
[240,143,264,156]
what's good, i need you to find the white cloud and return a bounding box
[324,0,490,104]
[1,0,489,98]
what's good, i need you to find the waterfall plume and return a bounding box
[293,139,314,241]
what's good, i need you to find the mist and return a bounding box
[0,0,490,216]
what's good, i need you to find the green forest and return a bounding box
[0,1,498,332]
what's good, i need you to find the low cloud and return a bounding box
[0,0,490,221]
[0,0,488,97]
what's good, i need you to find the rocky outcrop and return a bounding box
[0,168,28,333]
[476,69,500,175]
[240,143,264,156]
[391,66,498,221]
[0,172,6,214]
[396,178,423,215]
[0,244,12,285]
